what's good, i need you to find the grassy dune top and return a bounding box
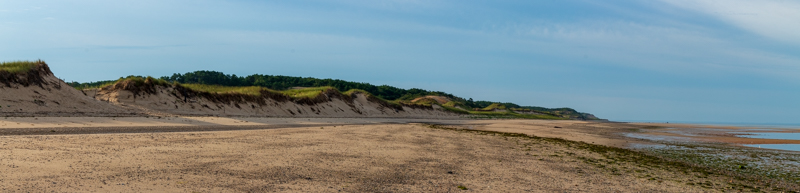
[281,86,334,99]
[181,84,265,96]
[481,103,507,111]
[182,84,345,101]
[0,60,41,73]
[68,73,592,120]
[101,78,565,119]
[113,76,567,119]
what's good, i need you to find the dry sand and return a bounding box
[0,118,765,192]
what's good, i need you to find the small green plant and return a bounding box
[181,84,265,96]
[0,60,42,73]
[480,103,507,111]
[68,80,117,90]
[281,86,333,99]
[457,185,468,190]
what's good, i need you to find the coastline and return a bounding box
[1,117,798,192]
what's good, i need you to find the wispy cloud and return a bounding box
[660,0,800,44]
[2,0,798,123]
[396,12,800,82]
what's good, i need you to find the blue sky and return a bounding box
[2,0,799,123]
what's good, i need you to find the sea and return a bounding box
[621,120,800,152]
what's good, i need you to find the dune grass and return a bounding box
[118,76,171,87]
[0,60,42,73]
[179,84,335,99]
[281,86,333,99]
[441,101,461,108]
[71,77,572,120]
[154,81,571,120]
[394,97,564,119]
[407,98,439,106]
[181,84,265,96]
[342,88,369,96]
[481,103,507,111]
[69,80,117,90]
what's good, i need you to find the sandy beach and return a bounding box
[2,117,794,192]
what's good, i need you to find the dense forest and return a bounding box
[68,70,599,120]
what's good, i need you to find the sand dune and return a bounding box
[1,63,458,118]
[86,84,459,118]
[0,63,133,116]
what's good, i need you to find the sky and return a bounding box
[1,0,799,124]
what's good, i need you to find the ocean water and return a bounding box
[743,144,800,152]
[735,132,800,152]
[620,120,800,129]
[624,120,800,152]
[737,132,800,141]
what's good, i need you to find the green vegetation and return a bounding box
[481,103,507,111]
[158,71,596,119]
[427,124,798,192]
[66,80,117,90]
[280,86,333,99]
[159,70,460,102]
[0,60,41,73]
[67,76,168,90]
[645,142,800,188]
[181,84,265,96]
[66,70,601,120]
[341,88,370,96]
[121,76,170,86]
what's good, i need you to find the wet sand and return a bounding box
[628,123,800,145]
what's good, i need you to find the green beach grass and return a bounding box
[181,84,265,96]
[68,76,575,120]
[281,86,332,99]
[481,103,507,111]
[0,60,41,73]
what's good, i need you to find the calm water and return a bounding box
[735,132,800,152]
[626,120,800,152]
[737,132,800,140]
[743,144,800,152]
[621,120,800,129]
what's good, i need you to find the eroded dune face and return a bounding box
[88,83,459,118]
[0,63,133,116]
[1,62,457,118]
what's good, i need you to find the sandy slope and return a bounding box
[0,75,132,116]
[86,85,459,118]
[2,63,458,118]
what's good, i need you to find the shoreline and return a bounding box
[1,117,798,192]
